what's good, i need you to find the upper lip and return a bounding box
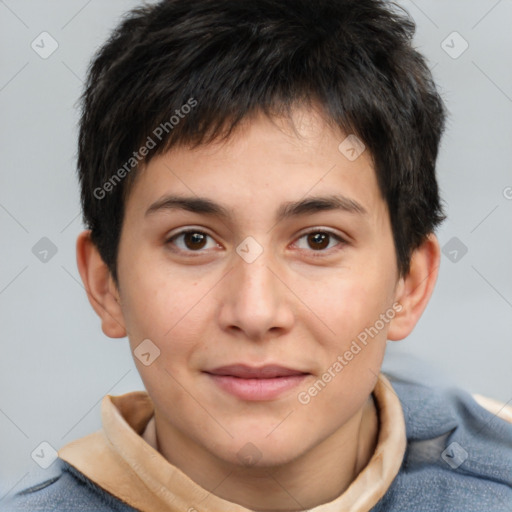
[205,364,309,379]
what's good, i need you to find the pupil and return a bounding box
[185,232,206,250]
[308,232,329,250]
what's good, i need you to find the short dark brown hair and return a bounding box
[77,0,446,286]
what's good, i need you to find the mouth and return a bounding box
[203,364,310,401]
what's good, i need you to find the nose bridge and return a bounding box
[237,256,275,306]
[218,246,294,339]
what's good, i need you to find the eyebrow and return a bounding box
[145,194,367,222]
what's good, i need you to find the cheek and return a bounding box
[298,276,390,414]
[300,266,395,345]
[120,253,194,335]
[119,259,219,370]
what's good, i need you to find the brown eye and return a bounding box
[167,230,218,252]
[183,232,207,250]
[294,230,345,253]
[307,232,330,250]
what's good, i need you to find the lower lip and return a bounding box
[206,373,309,401]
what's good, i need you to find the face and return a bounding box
[115,107,401,468]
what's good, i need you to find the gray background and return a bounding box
[1,0,511,500]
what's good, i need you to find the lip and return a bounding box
[206,364,308,379]
[204,364,310,401]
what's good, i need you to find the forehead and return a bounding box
[124,106,387,224]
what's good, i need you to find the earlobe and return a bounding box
[76,230,127,339]
[387,233,440,341]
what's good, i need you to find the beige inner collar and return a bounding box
[59,373,406,512]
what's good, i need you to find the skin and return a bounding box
[77,106,440,511]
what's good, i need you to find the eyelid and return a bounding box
[295,227,346,240]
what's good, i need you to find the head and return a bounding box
[77,0,444,471]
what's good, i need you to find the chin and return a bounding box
[213,429,308,469]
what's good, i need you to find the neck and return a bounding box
[154,395,378,511]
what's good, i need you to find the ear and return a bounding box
[387,233,440,341]
[76,230,127,338]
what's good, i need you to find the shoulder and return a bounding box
[2,459,138,512]
[374,373,512,511]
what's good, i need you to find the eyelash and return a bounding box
[165,228,347,256]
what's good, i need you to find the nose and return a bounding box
[217,250,295,341]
